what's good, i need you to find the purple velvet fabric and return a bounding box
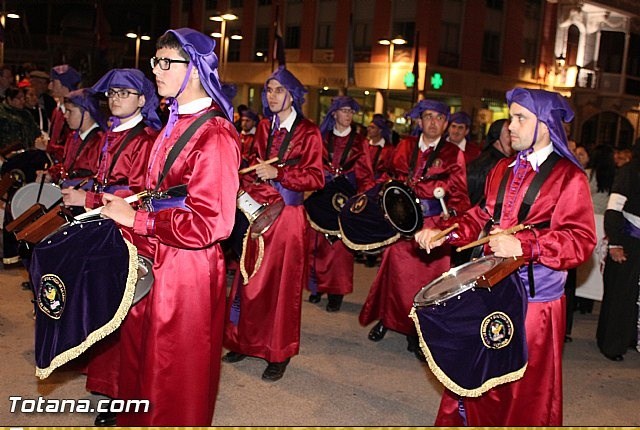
[319,96,361,136]
[516,264,567,303]
[261,66,307,119]
[271,181,304,206]
[506,87,581,170]
[30,220,133,372]
[414,272,528,395]
[50,65,82,91]
[90,68,162,130]
[406,99,450,120]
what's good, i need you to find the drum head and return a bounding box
[414,256,504,306]
[134,256,154,304]
[381,181,423,235]
[11,183,62,219]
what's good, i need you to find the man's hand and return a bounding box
[254,158,279,181]
[608,247,626,264]
[414,228,446,254]
[101,193,136,228]
[61,188,87,207]
[488,227,523,258]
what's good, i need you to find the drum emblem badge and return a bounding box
[37,274,67,319]
[332,193,349,211]
[350,194,368,214]
[480,311,513,349]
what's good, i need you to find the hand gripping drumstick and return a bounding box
[74,191,150,221]
[239,157,280,175]
[429,223,459,245]
[455,223,529,252]
[433,187,449,218]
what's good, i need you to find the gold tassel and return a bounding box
[306,212,341,236]
[240,224,266,285]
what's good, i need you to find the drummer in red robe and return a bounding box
[416,88,596,426]
[446,111,481,163]
[47,65,82,163]
[223,66,324,382]
[365,114,395,179]
[359,99,470,360]
[99,28,240,426]
[307,96,375,311]
[239,108,259,165]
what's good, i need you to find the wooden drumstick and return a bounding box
[74,190,150,221]
[239,157,280,175]
[456,223,528,252]
[429,223,459,244]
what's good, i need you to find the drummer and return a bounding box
[223,66,324,382]
[61,69,161,211]
[415,88,596,426]
[47,65,82,163]
[359,99,470,361]
[307,96,375,312]
[365,113,395,179]
[238,108,259,166]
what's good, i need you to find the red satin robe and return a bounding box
[434,155,596,426]
[307,130,375,296]
[239,130,256,163]
[365,139,394,178]
[59,127,103,178]
[47,106,69,163]
[224,116,324,363]
[359,137,470,335]
[114,104,240,426]
[84,120,157,398]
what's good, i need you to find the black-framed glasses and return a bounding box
[105,89,142,99]
[150,57,190,70]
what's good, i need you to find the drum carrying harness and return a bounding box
[473,152,561,298]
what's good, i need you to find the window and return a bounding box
[392,21,415,47]
[230,0,243,7]
[439,22,460,67]
[182,0,192,12]
[486,0,503,10]
[316,23,333,49]
[285,25,300,49]
[205,0,218,9]
[353,22,370,50]
[599,31,624,74]
[258,0,271,5]
[481,31,501,74]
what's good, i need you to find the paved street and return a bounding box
[0,261,639,426]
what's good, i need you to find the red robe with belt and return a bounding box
[434,153,596,426]
[114,104,240,426]
[359,137,470,335]
[47,105,69,163]
[57,127,102,179]
[224,116,324,363]
[307,129,375,296]
[365,139,394,178]
[84,119,157,398]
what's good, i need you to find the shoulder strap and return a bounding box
[68,127,100,174]
[338,128,357,170]
[105,122,146,181]
[265,115,302,160]
[155,110,224,191]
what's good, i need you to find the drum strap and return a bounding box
[266,116,302,161]
[372,146,383,170]
[67,127,100,176]
[155,110,224,190]
[488,151,561,297]
[103,122,146,184]
[408,138,445,182]
[326,128,357,172]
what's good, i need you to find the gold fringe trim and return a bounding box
[338,217,400,251]
[240,226,264,285]
[409,307,528,398]
[36,236,139,379]
[306,213,341,236]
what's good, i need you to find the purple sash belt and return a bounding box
[517,264,566,302]
[272,181,303,206]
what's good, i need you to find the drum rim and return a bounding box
[10,182,62,219]
[381,181,422,235]
[413,255,505,307]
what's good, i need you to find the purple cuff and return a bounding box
[133,210,156,236]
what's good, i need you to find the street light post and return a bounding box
[378,35,407,113]
[0,0,21,66]
[209,13,238,80]
[126,28,151,69]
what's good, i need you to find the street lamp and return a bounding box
[0,0,21,66]
[126,29,151,69]
[209,13,238,79]
[378,35,407,112]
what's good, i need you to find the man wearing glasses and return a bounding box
[100,28,240,426]
[306,96,375,312]
[360,99,470,361]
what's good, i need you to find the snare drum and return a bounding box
[11,182,62,219]
[304,174,356,235]
[339,180,423,251]
[410,255,528,397]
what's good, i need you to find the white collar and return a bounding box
[277,109,297,131]
[449,137,467,152]
[508,143,555,170]
[369,138,386,148]
[178,97,212,115]
[79,123,99,140]
[113,114,143,132]
[241,127,256,136]
[419,134,441,152]
[333,126,351,137]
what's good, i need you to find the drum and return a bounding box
[11,182,62,219]
[1,149,51,185]
[304,174,356,235]
[135,255,154,304]
[339,180,423,251]
[410,255,528,397]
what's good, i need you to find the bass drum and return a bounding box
[1,149,51,185]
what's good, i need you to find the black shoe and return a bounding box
[262,358,290,382]
[364,255,378,267]
[94,411,117,426]
[604,353,624,362]
[368,321,387,342]
[406,335,427,362]
[326,294,343,312]
[308,292,322,304]
[564,335,573,343]
[222,351,247,363]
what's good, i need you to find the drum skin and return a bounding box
[10,182,62,219]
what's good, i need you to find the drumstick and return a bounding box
[429,223,459,244]
[239,157,279,175]
[455,224,528,252]
[74,191,150,221]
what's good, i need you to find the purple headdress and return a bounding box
[261,66,307,131]
[90,68,162,130]
[65,88,107,132]
[406,99,450,121]
[319,96,360,136]
[370,114,392,143]
[50,65,82,91]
